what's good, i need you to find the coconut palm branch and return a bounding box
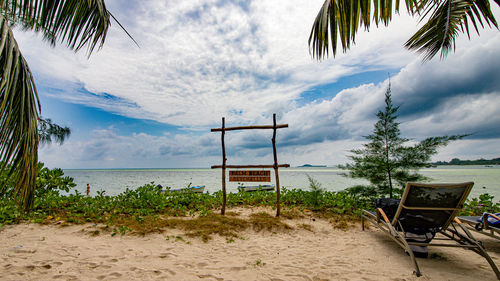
[0,0,134,210]
[309,0,499,61]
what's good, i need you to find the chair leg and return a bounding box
[455,223,500,280]
[477,245,500,280]
[400,235,422,277]
[385,222,422,277]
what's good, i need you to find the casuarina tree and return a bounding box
[340,83,466,198]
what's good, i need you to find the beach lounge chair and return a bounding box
[361,182,500,279]
[458,213,500,240]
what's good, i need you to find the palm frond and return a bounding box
[0,0,137,56]
[309,0,407,60]
[310,0,498,61]
[0,1,135,211]
[0,15,39,210]
[405,0,498,60]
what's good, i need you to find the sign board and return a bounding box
[229,170,271,182]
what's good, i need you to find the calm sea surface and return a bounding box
[63,165,500,199]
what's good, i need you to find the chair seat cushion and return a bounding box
[477,213,500,225]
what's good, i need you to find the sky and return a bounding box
[12,0,500,169]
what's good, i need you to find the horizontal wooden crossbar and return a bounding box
[211,164,290,169]
[211,124,288,132]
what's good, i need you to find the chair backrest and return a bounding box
[392,182,474,231]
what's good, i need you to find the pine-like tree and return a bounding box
[340,84,465,198]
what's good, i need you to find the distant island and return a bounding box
[298,164,327,167]
[432,157,500,166]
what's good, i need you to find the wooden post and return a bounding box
[210,114,289,217]
[272,113,281,217]
[221,117,227,215]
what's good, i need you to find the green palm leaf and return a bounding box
[0,0,136,55]
[0,15,39,210]
[405,0,499,60]
[309,0,499,61]
[0,0,134,211]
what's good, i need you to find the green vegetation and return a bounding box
[433,157,500,166]
[0,168,370,239]
[462,193,500,216]
[0,167,497,240]
[309,0,499,61]
[0,1,136,212]
[340,84,464,198]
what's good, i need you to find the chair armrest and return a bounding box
[376,208,391,223]
[484,213,500,222]
[481,213,500,229]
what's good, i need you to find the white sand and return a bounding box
[1,207,499,280]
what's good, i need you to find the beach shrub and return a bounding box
[0,162,76,199]
[307,175,324,208]
[461,193,500,216]
[10,182,496,234]
[35,163,76,196]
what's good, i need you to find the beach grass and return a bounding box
[0,182,498,240]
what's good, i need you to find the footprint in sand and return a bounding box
[197,274,224,281]
[229,266,247,271]
[159,252,177,258]
[86,262,99,268]
[52,274,78,280]
[197,262,208,267]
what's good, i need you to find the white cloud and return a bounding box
[14,0,426,128]
[24,0,500,167]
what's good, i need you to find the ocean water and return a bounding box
[63,165,500,199]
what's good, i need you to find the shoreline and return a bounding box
[1,207,499,280]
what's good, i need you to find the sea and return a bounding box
[63,165,500,199]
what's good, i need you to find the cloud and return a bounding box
[209,32,500,160]
[14,0,421,128]
[39,128,222,168]
[26,0,500,167]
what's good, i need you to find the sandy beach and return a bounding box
[1,207,499,281]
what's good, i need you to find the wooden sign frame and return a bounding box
[211,113,289,216]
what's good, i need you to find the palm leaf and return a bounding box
[310,0,499,61]
[0,0,137,55]
[0,0,134,211]
[405,0,498,60]
[0,15,39,210]
[309,0,410,60]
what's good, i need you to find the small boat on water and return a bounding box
[238,185,275,192]
[164,185,205,193]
